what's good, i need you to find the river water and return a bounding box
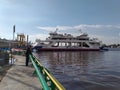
[35,51,120,90]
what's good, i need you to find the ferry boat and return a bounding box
[33,30,102,51]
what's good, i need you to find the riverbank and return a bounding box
[0,55,42,90]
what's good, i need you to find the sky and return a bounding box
[0,0,120,44]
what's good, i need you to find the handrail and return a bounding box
[44,69,65,90]
[30,54,66,90]
[33,55,66,90]
[29,55,50,90]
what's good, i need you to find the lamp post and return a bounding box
[27,35,29,46]
[13,25,15,41]
[11,25,15,64]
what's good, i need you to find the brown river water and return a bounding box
[34,51,120,90]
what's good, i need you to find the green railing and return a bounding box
[29,54,66,90]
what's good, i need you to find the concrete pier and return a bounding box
[0,55,42,90]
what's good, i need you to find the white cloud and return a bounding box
[37,26,57,31]
[73,24,103,30]
[89,34,120,45]
[37,24,120,31]
[37,26,74,31]
[29,34,48,42]
[35,24,120,44]
[119,32,120,36]
[102,36,120,45]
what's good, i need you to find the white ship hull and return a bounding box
[33,45,100,51]
[38,48,100,51]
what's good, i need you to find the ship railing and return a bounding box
[29,54,66,90]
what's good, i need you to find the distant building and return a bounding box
[0,33,27,49]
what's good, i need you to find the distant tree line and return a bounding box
[102,44,120,48]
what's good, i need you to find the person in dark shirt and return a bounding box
[25,45,32,66]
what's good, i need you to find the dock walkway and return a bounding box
[0,55,42,90]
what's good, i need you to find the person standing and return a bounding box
[25,45,32,66]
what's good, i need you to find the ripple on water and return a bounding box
[36,51,120,90]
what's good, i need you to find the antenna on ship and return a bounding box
[79,29,82,33]
[55,28,58,33]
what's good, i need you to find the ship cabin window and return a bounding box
[52,38,67,40]
[90,42,100,46]
[83,42,89,47]
[51,38,59,40]
[78,38,89,40]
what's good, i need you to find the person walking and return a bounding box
[25,45,32,66]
